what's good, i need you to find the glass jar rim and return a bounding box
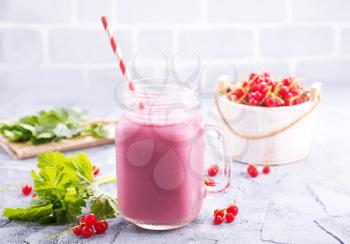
[124,77,197,95]
[119,77,200,109]
[117,77,201,123]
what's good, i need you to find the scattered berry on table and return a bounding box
[207,165,219,177]
[214,215,224,225]
[226,204,239,216]
[21,185,32,196]
[214,209,225,218]
[81,226,94,238]
[205,178,216,187]
[262,166,270,174]
[93,165,100,177]
[77,216,85,225]
[73,225,83,236]
[94,220,109,234]
[225,213,235,223]
[247,165,259,178]
[84,213,97,227]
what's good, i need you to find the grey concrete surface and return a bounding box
[0,84,349,244]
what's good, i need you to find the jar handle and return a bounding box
[204,123,232,193]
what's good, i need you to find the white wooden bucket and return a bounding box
[214,77,321,165]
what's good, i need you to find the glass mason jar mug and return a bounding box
[115,78,231,230]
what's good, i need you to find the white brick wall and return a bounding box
[341,29,350,54]
[292,0,350,22]
[260,27,334,57]
[179,29,254,59]
[0,29,42,64]
[0,0,71,23]
[208,0,286,23]
[115,0,202,23]
[77,0,114,22]
[1,0,350,101]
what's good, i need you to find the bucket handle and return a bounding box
[214,77,321,140]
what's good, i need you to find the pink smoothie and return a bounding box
[116,112,205,227]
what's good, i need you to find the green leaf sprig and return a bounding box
[3,152,118,224]
[0,108,108,145]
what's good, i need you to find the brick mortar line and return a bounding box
[111,0,117,24]
[334,26,343,56]
[201,0,209,24]
[285,0,293,24]
[41,28,49,65]
[1,22,350,30]
[1,56,350,71]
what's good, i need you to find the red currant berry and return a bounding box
[249,73,258,81]
[207,165,219,177]
[81,226,94,238]
[255,92,263,101]
[32,193,37,198]
[235,89,244,99]
[73,225,83,236]
[263,166,270,174]
[279,86,289,97]
[84,213,97,227]
[242,81,248,87]
[247,165,259,178]
[226,204,239,216]
[247,92,255,100]
[257,82,267,93]
[290,88,299,96]
[251,92,262,100]
[284,92,293,99]
[205,178,216,187]
[293,98,303,105]
[214,209,225,218]
[248,98,258,106]
[22,185,32,196]
[264,76,271,83]
[275,100,282,107]
[225,213,235,223]
[263,72,270,78]
[139,102,145,110]
[77,216,85,225]
[94,220,109,234]
[270,82,278,92]
[250,82,259,91]
[282,77,292,86]
[93,166,100,177]
[256,76,265,84]
[264,97,276,107]
[214,215,224,225]
[284,99,291,106]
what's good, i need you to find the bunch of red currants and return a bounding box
[227,72,308,107]
[204,164,219,187]
[73,213,109,238]
[213,203,239,224]
[247,165,270,178]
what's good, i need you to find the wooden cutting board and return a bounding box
[0,120,116,160]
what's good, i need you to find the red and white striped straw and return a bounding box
[101,16,135,92]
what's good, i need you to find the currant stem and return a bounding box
[48,228,72,239]
[0,181,27,193]
[94,176,117,186]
